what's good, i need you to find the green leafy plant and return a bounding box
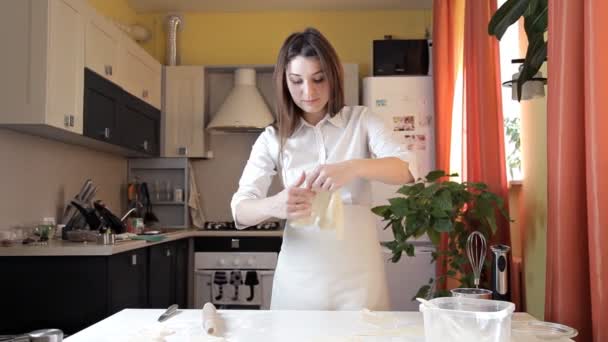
[372,170,510,299]
[488,0,548,101]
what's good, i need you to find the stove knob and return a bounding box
[233,259,241,266]
[247,258,255,266]
[218,259,226,266]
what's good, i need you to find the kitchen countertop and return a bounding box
[64,309,565,342]
[0,229,283,256]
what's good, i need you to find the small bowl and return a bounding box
[450,288,493,299]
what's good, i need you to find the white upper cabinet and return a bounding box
[85,15,121,83]
[0,0,85,134]
[119,43,162,109]
[47,0,85,133]
[162,66,206,158]
[85,10,161,110]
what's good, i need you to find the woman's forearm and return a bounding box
[234,196,280,228]
[353,157,414,185]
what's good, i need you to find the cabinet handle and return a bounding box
[64,115,70,127]
[178,147,188,155]
[100,128,111,140]
[142,90,149,98]
[141,140,149,151]
[131,254,137,266]
[166,249,171,257]
[69,115,75,127]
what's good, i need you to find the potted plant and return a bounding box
[488,0,548,101]
[372,170,510,299]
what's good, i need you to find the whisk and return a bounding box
[466,231,487,289]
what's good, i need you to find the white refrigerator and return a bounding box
[363,76,437,311]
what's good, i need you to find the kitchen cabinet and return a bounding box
[85,14,121,84]
[118,93,161,156]
[175,239,189,308]
[0,256,107,335]
[0,0,85,134]
[162,66,207,157]
[0,239,190,335]
[84,68,122,145]
[148,242,176,308]
[108,248,148,314]
[127,158,190,228]
[148,240,189,308]
[84,68,160,156]
[120,41,162,110]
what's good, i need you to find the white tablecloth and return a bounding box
[65,309,568,342]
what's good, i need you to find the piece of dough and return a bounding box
[292,190,344,240]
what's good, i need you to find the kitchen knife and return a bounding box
[158,304,179,322]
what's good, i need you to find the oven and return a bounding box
[193,222,282,310]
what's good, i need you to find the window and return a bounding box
[498,0,523,182]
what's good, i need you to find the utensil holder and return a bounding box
[97,233,115,245]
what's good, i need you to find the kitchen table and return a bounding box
[65,309,570,342]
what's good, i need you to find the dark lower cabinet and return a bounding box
[147,240,189,309]
[0,238,189,336]
[0,256,107,335]
[109,248,148,314]
[175,239,188,308]
[148,242,176,308]
[83,68,160,156]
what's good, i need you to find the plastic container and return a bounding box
[420,297,515,342]
[451,288,493,299]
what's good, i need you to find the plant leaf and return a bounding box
[391,220,406,241]
[371,205,390,218]
[434,218,452,232]
[427,228,441,245]
[388,197,410,217]
[425,170,446,182]
[488,0,531,40]
[411,285,432,301]
[516,35,547,101]
[391,250,403,263]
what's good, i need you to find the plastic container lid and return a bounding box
[512,320,578,340]
[420,297,515,320]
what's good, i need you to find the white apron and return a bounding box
[270,203,390,311]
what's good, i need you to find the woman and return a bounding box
[231,28,417,310]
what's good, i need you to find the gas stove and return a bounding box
[201,221,281,231]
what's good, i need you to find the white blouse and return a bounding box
[231,105,418,228]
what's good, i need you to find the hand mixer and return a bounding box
[466,231,487,288]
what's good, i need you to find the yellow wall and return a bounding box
[140,11,431,77]
[87,1,431,77]
[87,0,157,56]
[519,63,548,319]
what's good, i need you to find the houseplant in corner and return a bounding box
[488,0,548,101]
[372,170,510,299]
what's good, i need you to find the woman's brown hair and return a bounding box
[273,27,344,152]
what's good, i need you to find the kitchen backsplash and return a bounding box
[192,132,282,222]
[0,129,126,230]
[0,128,280,229]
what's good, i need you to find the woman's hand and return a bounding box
[305,160,359,192]
[271,172,315,220]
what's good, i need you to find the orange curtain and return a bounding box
[432,0,463,291]
[546,1,608,341]
[432,0,511,291]
[462,1,510,247]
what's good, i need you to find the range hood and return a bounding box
[207,68,275,132]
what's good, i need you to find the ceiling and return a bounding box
[127,0,432,13]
